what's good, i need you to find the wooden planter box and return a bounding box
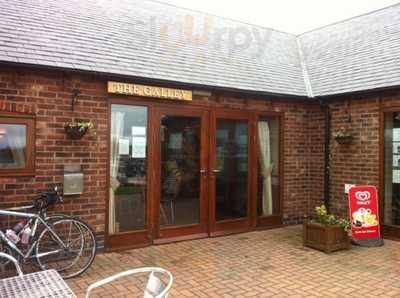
[303,222,350,253]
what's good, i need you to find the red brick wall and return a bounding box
[282,105,324,223]
[0,67,109,242]
[0,65,326,243]
[307,107,326,215]
[328,94,382,217]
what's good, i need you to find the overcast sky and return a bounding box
[156,0,399,34]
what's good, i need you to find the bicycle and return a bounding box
[0,187,97,279]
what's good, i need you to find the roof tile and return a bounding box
[0,0,399,97]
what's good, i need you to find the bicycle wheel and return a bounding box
[35,218,96,278]
[44,215,97,272]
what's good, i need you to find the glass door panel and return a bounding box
[214,117,250,222]
[384,112,400,226]
[155,108,208,242]
[109,104,148,234]
[257,117,281,217]
[160,115,201,227]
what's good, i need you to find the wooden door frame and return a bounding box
[104,96,287,249]
[253,111,284,229]
[379,105,400,239]
[208,109,256,236]
[105,97,156,251]
[153,107,210,244]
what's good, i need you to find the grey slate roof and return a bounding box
[299,3,400,97]
[0,0,399,98]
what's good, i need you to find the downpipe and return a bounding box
[322,101,331,212]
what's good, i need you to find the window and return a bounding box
[384,112,400,225]
[0,115,35,176]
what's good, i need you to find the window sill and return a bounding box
[0,170,35,177]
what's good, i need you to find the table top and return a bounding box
[0,269,76,298]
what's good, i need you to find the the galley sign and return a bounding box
[107,81,192,101]
[348,186,380,240]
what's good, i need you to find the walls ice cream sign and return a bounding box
[348,186,380,240]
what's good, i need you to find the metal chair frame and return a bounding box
[85,267,173,298]
[0,252,23,277]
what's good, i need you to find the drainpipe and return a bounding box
[321,101,331,211]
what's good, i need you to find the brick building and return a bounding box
[0,1,399,250]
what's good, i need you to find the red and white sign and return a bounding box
[348,186,380,239]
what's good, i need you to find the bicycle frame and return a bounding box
[0,187,96,279]
[0,208,68,261]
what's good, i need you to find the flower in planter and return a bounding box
[312,204,350,232]
[334,128,352,139]
[64,121,93,140]
[64,121,93,131]
[304,205,351,253]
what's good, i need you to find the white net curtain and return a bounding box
[258,121,273,216]
[109,111,125,234]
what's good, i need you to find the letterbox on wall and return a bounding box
[63,165,84,195]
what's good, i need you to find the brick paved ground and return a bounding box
[67,226,400,297]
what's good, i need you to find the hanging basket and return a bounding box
[64,125,89,140]
[334,135,353,145]
[64,121,93,140]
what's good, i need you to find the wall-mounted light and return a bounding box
[71,88,81,111]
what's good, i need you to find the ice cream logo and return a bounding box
[355,191,370,202]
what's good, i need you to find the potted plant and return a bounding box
[64,121,93,140]
[303,205,351,253]
[334,129,353,144]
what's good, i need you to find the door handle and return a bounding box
[200,169,207,174]
[212,169,221,174]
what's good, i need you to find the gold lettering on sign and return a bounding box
[143,86,151,96]
[107,81,192,101]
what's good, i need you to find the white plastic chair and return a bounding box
[0,252,23,277]
[85,267,173,298]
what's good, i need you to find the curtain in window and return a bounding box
[109,111,125,234]
[258,121,273,216]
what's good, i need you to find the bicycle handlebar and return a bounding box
[33,186,63,211]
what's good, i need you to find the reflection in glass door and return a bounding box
[214,118,249,221]
[160,115,201,227]
[384,112,400,226]
[155,108,209,243]
[109,104,148,234]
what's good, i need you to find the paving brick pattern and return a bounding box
[68,226,400,297]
